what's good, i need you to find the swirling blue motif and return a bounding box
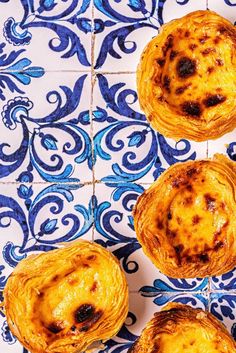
[223,0,236,6]
[94,183,143,273]
[0,183,93,268]
[210,294,236,323]
[99,312,138,353]
[3,1,91,66]
[1,321,16,345]
[94,75,196,182]
[0,43,44,101]
[0,75,92,182]
[212,269,236,290]
[140,277,208,294]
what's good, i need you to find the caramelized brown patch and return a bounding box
[201,47,216,55]
[214,241,224,251]
[163,75,171,92]
[167,229,176,238]
[207,67,214,74]
[157,220,164,230]
[186,168,197,177]
[47,322,64,334]
[170,50,178,61]
[204,194,216,212]
[87,255,96,261]
[186,184,193,192]
[216,58,224,66]
[214,37,221,45]
[90,281,98,292]
[199,35,209,44]
[189,43,197,51]
[174,244,184,264]
[182,101,201,117]
[175,83,191,95]
[176,216,182,225]
[192,215,201,225]
[167,211,172,220]
[162,35,174,55]
[203,94,226,107]
[82,263,90,268]
[52,275,59,282]
[177,57,196,78]
[156,58,165,67]
[75,304,95,323]
[184,196,193,205]
[185,30,190,37]
[79,311,103,332]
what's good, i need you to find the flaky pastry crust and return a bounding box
[4,240,129,353]
[128,303,236,353]
[137,10,236,141]
[133,154,236,278]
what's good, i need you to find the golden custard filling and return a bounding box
[137,10,236,141]
[133,154,236,278]
[4,240,129,353]
[128,303,236,353]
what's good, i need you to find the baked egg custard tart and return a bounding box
[137,10,236,141]
[133,154,236,278]
[3,240,129,353]
[128,303,236,353]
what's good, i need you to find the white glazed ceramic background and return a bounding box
[0,1,235,352]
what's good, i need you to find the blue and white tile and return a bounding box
[0,0,92,71]
[93,1,158,72]
[208,0,236,23]
[210,268,236,291]
[210,293,236,340]
[208,129,236,161]
[93,182,209,292]
[0,72,92,183]
[93,73,207,184]
[93,0,207,71]
[0,182,93,286]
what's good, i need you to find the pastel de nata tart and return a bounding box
[137,10,236,141]
[133,154,236,278]
[3,240,129,353]
[128,303,236,353]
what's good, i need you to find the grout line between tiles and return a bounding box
[91,1,96,243]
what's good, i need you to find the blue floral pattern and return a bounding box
[0,0,236,352]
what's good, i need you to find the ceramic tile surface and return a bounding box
[0,1,235,352]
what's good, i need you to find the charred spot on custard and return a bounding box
[185,30,190,37]
[186,168,197,177]
[170,50,178,61]
[167,229,176,238]
[75,304,95,323]
[47,322,64,334]
[79,311,103,332]
[156,58,165,67]
[162,75,171,93]
[162,35,174,56]
[167,211,172,220]
[203,94,226,107]
[214,37,221,45]
[214,241,224,251]
[177,57,196,78]
[198,253,209,263]
[182,101,201,118]
[184,196,193,205]
[52,275,59,282]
